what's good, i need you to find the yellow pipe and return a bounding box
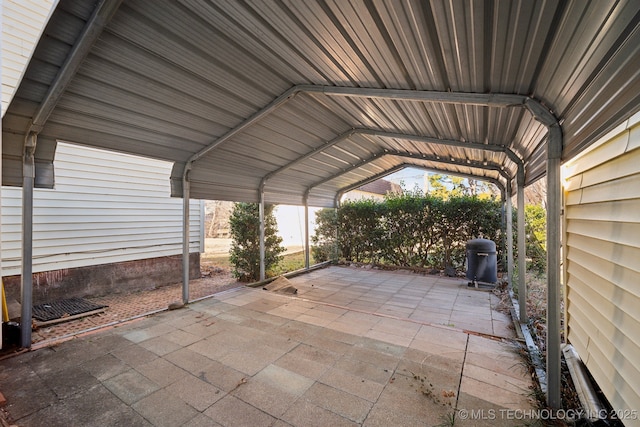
[2,280,9,322]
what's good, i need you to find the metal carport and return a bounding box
[2,0,640,409]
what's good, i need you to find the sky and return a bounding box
[274,168,448,245]
[386,167,427,192]
[274,205,321,247]
[274,168,428,246]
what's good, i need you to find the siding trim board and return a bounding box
[563,116,640,426]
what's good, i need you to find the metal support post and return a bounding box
[259,189,266,281]
[522,97,563,409]
[304,192,310,270]
[546,126,563,409]
[182,173,190,304]
[335,195,342,262]
[20,132,37,348]
[506,181,514,286]
[517,167,527,323]
[500,193,506,274]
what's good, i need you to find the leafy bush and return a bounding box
[310,208,338,262]
[437,196,502,268]
[511,204,547,275]
[378,193,440,267]
[229,203,285,281]
[312,194,503,270]
[525,204,547,273]
[338,199,383,262]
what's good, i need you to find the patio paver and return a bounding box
[1,266,533,426]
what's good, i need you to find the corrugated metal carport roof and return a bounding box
[2,0,640,206]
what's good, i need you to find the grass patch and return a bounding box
[201,250,316,277]
[270,250,318,276]
[201,253,232,270]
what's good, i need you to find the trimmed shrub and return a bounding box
[313,194,503,270]
[338,199,383,263]
[310,208,339,263]
[378,193,440,267]
[437,196,502,268]
[229,203,285,281]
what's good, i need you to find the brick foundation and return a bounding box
[3,253,201,305]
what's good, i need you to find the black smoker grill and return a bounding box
[465,238,497,287]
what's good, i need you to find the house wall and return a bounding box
[563,112,640,426]
[2,142,203,303]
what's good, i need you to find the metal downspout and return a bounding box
[259,185,266,281]
[20,132,37,348]
[304,190,310,270]
[182,169,190,304]
[517,167,527,323]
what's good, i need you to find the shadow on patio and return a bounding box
[1,266,535,426]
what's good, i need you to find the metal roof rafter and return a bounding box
[335,163,506,204]
[26,0,123,135]
[359,129,524,169]
[333,166,505,207]
[182,85,542,187]
[259,128,359,192]
[306,151,510,196]
[302,85,528,107]
[259,128,523,192]
[332,164,408,203]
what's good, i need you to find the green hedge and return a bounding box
[313,193,504,270]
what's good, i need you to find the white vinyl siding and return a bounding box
[1,0,57,116]
[1,142,202,276]
[564,113,640,426]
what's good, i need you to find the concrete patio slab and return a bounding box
[289,267,513,339]
[103,369,160,405]
[0,266,534,426]
[132,388,201,427]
